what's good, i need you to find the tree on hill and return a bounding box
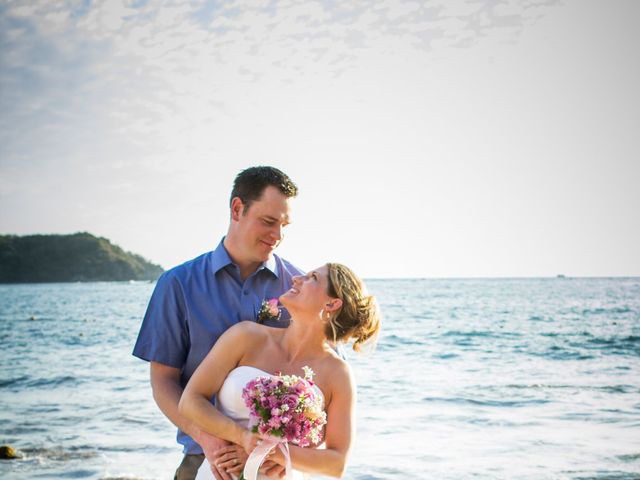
[0,232,164,283]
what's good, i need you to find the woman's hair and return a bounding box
[325,263,381,352]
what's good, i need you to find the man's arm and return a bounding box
[150,362,234,480]
[150,362,197,436]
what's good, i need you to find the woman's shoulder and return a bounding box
[317,354,353,399]
[321,344,352,375]
[224,321,281,348]
[226,320,272,337]
[328,355,352,381]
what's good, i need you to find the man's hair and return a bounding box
[230,166,298,213]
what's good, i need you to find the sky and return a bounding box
[1,0,639,278]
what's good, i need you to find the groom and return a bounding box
[133,166,303,480]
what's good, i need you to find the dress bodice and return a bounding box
[216,365,262,423]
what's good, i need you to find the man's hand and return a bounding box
[195,429,234,480]
[213,444,248,477]
[203,431,286,479]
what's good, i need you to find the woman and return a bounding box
[179,263,380,479]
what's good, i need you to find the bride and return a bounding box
[179,263,380,479]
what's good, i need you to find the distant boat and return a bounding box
[556,274,566,278]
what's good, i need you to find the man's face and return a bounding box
[231,185,293,264]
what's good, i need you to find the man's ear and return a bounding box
[230,197,244,222]
[326,298,342,312]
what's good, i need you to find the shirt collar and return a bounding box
[211,238,279,278]
[210,239,234,274]
[263,254,279,277]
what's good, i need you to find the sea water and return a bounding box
[1,278,639,479]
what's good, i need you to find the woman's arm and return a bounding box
[274,360,356,478]
[178,322,260,453]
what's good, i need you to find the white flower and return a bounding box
[302,365,314,381]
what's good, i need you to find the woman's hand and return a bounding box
[258,448,286,478]
[212,443,249,476]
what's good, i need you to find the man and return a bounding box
[133,166,303,480]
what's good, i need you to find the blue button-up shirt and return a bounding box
[132,239,303,453]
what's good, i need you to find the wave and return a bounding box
[14,446,99,461]
[570,472,640,480]
[484,384,638,395]
[617,453,640,462]
[26,375,81,388]
[26,404,62,413]
[532,346,596,361]
[100,444,174,453]
[432,352,459,359]
[581,306,633,316]
[0,375,29,388]
[100,477,146,480]
[526,334,640,359]
[441,330,523,340]
[1,375,85,392]
[4,425,49,435]
[529,315,554,322]
[442,330,496,338]
[421,395,549,408]
[380,334,426,347]
[583,336,640,355]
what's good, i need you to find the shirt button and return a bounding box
[243,290,248,295]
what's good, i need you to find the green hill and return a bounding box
[0,233,164,283]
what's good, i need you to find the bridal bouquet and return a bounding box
[242,366,326,446]
[240,366,326,480]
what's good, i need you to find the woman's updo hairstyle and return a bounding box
[325,263,381,352]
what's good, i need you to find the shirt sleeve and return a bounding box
[132,271,189,368]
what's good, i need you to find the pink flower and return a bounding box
[268,416,282,428]
[267,299,279,315]
[257,298,282,324]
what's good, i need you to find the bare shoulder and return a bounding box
[229,320,270,335]
[318,355,354,402]
[222,321,272,348]
[326,353,350,374]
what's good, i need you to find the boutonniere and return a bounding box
[257,298,281,324]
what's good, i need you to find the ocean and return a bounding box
[1,278,639,479]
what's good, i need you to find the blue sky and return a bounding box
[1,0,639,277]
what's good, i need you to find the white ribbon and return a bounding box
[243,437,292,480]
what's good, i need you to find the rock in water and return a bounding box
[0,445,21,459]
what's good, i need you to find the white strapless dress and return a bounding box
[195,365,325,480]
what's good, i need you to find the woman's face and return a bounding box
[280,265,335,313]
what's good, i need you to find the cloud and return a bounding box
[12,0,634,276]
[0,0,559,133]
[0,0,565,186]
